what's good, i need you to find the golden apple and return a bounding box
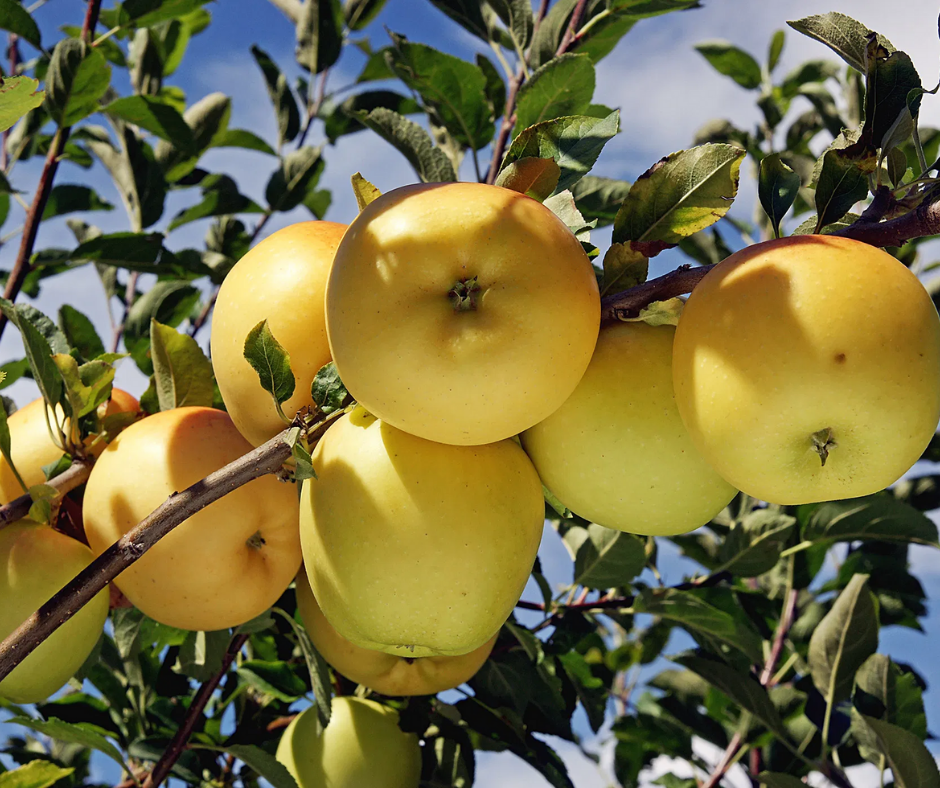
[276,697,421,788]
[294,567,496,696]
[0,390,139,504]
[301,407,543,657]
[325,182,600,446]
[211,221,348,446]
[0,521,109,703]
[83,406,301,630]
[672,235,940,504]
[521,321,736,535]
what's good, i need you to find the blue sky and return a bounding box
[2,0,940,785]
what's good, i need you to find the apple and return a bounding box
[294,567,496,696]
[276,697,421,788]
[521,321,737,535]
[325,182,600,446]
[300,406,544,658]
[672,235,940,504]
[0,520,109,703]
[83,406,301,630]
[0,390,139,504]
[210,221,348,446]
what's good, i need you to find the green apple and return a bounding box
[521,321,736,535]
[672,235,940,504]
[300,406,544,658]
[0,521,109,703]
[276,697,421,788]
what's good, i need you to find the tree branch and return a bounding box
[0,431,292,683]
[142,633,249,788]
[832,197,940,246]
[0,459,93,527]
[600,264,713,325]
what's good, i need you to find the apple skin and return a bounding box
[83,407,302,630]
[672,235,940,505]
[294,567,496,696]
[211,221,348,447]
[300,407,544,658]
[521,322,737,535]
[0,390,139,504]
[0,521,109,703]
[325,182,600,446]
[276,697,421,788]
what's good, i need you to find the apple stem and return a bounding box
[811,427,837,467]
[448,276,482,312]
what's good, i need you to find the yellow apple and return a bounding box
[83,406,301,630]
[0,521,109,703]
[0,390,139,504]
[672,235,940,504]
[301,406,543,658]
[276,697,421,788]
[521,321,736,535]
[325,182,600,446]
[294,567,496,696]
[211,221,348,446]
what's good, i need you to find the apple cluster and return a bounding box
[2,180,939,788]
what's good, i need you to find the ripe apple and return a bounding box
[210,221,348,446]
[325,182,600,446]
[83,406,301,630]
[300,407,544,657]
[672,235,940,504]
[294,567,496,696]
[0,390,139,504]
[521,321,737,535]
[0,520,109,703]
[276,697,421,788]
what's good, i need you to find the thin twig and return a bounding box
[832,196,940,246]
[0,460,93,527]
[554,0,590,56]
[601,264,713,324]
[0,431,292,683]
[759,589,798,686]
[142,633,249,788]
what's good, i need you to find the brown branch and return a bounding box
[702,731,745,788]
[0,459,93,528]
[759,589,797,687]
[142,633,249,788]
[832,197,940,246]
[0,430,292,683]
[0,0,103,343]
[554,0,590,56]
[601,264,713,325]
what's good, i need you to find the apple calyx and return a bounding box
[448,276,482,312]
[246,530,267,549]
[810,428,837,467]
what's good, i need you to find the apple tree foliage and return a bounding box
[0,2,939,787]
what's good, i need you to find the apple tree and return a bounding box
[0,1,938,787]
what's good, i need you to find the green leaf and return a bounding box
[674,655,788,737]
[600,243,648,297]
[237,660,307,701]
[513,54,595,139]
[502,111,620,194]
[636,589,763,663]
[154,92,231,182]
[53,354,113,420]
[150,320,215,411]
[573,523,645,589]
[570,175,632,227]
[0,299,63,409]
[205,745,300,788]
[809,573,879,703]
[717,510,797,577]
[344,0,387,30]
[767,29,785,72]
[212,128,276,156]
[355,108,457,183]
[265,146,324,212]
[350,172,381,212]
[695,40,762,89]
[758,154,800,238]
[612,144,745,250]
[494,158,561,201]
[0,398,24,495]
[122,0,212,27]
[799,495,939,547]
[855,654,927,739]
[105,95,195,151]
[865,45,922,151]
[244,320,295,408]
[387,36,494,150]
[787,12,894,73]
[291,440,316,480]
[321,90,420,142]
[311,362,350,415]
[174,629,230,681]
[0,76,44,134]
[424,0,492,42]
[296,0,344,75]
[251,45,300,147]
[0,761,73,788]
[71,232,166,271]
[168,174,263,231]
[42,185,115,220]
[758,774,807,788]
[10,717,128,774]
[124,280,200,374]
[273,607,332,726]
[0,0,41,49]
[0,359,30,390]
[45,39,111,128]
[490,0,533,50]
[853,715,940,788]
